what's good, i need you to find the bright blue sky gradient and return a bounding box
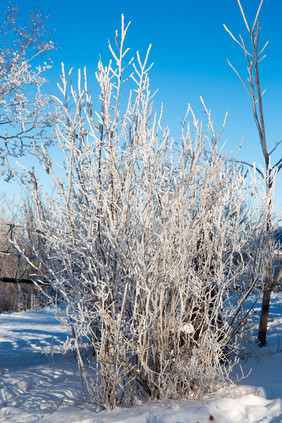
[4,0,282,214]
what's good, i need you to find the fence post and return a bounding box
[16,281,22,311]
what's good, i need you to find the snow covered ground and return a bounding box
[0,294,281,423]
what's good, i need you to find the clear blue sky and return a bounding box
[5,0,282,215]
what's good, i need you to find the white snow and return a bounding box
[179,322,195,335]
[0,295,281,423]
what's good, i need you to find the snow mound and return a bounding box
[0,294,281,423]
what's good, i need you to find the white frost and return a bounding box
[180,322,195,334]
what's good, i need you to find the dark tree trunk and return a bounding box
[257,284,271,347]
[258,259,282,346]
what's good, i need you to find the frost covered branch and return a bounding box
[0,1,58,179]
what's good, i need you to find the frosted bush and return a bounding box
[19,16,273,409]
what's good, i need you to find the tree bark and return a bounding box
[257,180,273,347]
[257,265,272,346]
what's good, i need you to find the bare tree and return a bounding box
[224,0,281,347]
[0,1,57,179]
[18,16,271,407]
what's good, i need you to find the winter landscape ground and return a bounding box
[0,291,281,423]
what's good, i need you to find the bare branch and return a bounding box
[252,0,264,33]
[274,157,282,171]
[223,24,243,47]
[226,59,252,97]
[258,41,269,58]
[269,140,282,156]
[258,54,266,64]
[237,0,250,33]
[229,159,264,178]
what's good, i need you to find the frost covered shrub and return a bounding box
[22,17,272,408]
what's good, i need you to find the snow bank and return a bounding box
[0,295,281,422]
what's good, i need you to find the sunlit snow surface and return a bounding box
[0,295,281,423]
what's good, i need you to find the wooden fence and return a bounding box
[0,277,51,312]
[0,222,50,312]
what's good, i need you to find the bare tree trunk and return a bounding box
[258,248,282,345]
[258,261,272,346]
[258,176,274,346]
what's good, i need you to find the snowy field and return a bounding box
[0,294,281,423]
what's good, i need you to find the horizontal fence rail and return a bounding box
[0,277,48,285]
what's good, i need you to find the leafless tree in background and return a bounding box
[0,0,57,180]
[224,0,282,346]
